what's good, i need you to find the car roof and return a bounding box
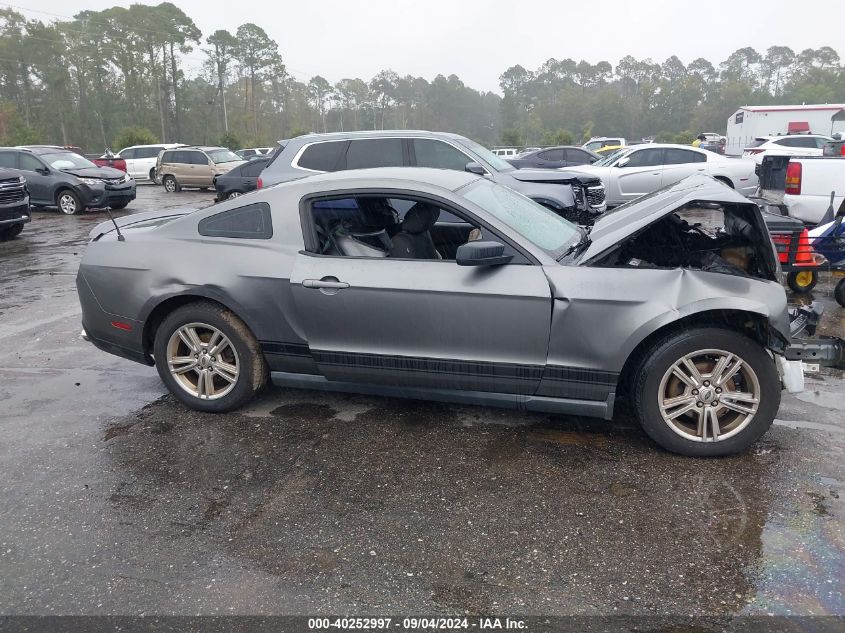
[277,130,467,144]
[14,146,72,155]
[278,166,482,193]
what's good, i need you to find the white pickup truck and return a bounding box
[781,157,845,224]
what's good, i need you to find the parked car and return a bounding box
[507,146,601,169]
[781,157,845,225]
[0,146,135,214]
[257,131,607,224]
[0,169,30,240]
[118,143,185,182]
[583,137,627,153]
[742,134,833,163]
[78,170,845,456]
[93,150,127,173]
[571,144,758,207]
[235,147,274,160]
[156,146,245,192]
[213,157,270,201]
[491,147,519,158]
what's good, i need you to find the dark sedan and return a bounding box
[213,157,270,201]
[507,146,601,170]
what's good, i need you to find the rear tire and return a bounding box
[633,328,779,456]
[57,189,82,215]
[110,201,129,210]
[153,301,267,413]
[149,167,156,182]
[787,270,818,293]
[227,191,243,199]
[0,223,24,240]
[835,278,845,307]
[163,175,180,193]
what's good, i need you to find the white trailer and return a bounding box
[725,104,845,156]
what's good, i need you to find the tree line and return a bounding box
[0,4,844,152]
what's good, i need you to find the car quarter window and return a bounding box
[345,138,404,169]
[304,194,524,262]
[664,148,706,164]
[297,141,347,171]
[241,160,268,177]
[198,202,273,239]
[624,148,664,167]
[412,139,472,171]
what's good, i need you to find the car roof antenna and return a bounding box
[104,207,125,242]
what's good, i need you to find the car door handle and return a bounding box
[303,278,349,290]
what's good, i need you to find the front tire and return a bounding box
[110,201,129,210]
[57,189,82,215]
[0,223,24,240]
[633,328,780,456]
[163,175,180,193]
[787,270,818,293]
[153,301,267,413]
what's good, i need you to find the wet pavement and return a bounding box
[0,186,843,617]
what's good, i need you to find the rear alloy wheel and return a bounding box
[149,167,157,182]
[634,328,779,456]
[57,190,82,215]
[154,302,266,412]
[227,191,243,199]
[787,270,818,293]
[163,175,180,193]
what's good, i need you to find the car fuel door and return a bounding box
[289,253,553,395]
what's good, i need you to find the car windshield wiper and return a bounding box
[557,226,592,261]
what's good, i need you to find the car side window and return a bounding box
[241,161,267,177]
[664,149,705,164]
[198,202,273,239]
[537,149,564,161]
[815,137,830,149]
[19,154,45,172]
[168,151,187,164]
[297,141,347,171]
[188,151,206,165]
[624,149,664,167]
[565,149,589,163]
[344,139,404,169]
[412,139,473,171]
[120,148,137,160]
[305,194,511,261]
[136,147,161,159]
[0,151,17,168]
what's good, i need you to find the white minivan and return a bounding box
[118,143,186,181]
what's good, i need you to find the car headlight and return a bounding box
[18,176,25,184]
[79,177,102,185]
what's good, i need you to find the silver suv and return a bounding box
[258,131,607,224]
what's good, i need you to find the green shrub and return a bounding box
[219,131,242,151]
[112,126,158,151]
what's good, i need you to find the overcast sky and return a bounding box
[14,0,845,92]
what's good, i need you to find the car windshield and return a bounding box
[593,148,632,166]
[207,149,242,164]
[460,179,579,256]
[41,152,97,170]
[456,138,514,172]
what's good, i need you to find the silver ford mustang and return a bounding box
[77,169,815,456]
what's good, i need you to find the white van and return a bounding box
[118,143,186,181]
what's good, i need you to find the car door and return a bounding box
[17,152,53,204]
[119,148,139,178]
[288,193,553,395]
[136,146,162,179]
[614,148,665,202]
[177,150,200,185]
[661,148,706,186]
[193,151,214,186]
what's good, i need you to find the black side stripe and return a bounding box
[260,341,311,357]
[542,366,619,385]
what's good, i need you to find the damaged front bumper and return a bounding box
[785,302,845,370]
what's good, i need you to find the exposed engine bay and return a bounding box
[591,201,778,281]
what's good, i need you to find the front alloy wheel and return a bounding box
[166,323,240,400]
[58,190,81,215]
[658,349,760,443]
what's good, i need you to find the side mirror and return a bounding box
[456,240,513,266]
[37,167,50,175]
[616,157,630,168]
[465,162,486,175]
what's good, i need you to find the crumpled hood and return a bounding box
[64,166,126,180]
[579,174,770,262]
[89,207,196,239]
[509,168,601,186]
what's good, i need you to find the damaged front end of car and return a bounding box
[573,175,845,385]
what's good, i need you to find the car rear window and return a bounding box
[298,141,347,171]
[746,139,768,148]
[198,202,273,239]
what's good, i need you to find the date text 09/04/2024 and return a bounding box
[308,617,527,630]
